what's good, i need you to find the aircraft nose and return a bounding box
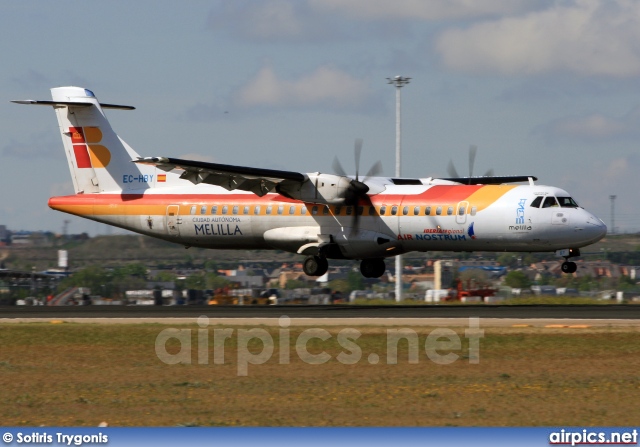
[585,214,607,242]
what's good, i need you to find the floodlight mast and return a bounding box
[387,75,411,302]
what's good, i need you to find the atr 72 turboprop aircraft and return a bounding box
[13,87,607,277]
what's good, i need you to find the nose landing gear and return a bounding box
[557,248,580,274]
[561,261,577,274]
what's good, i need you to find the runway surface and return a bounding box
[1,304,639,320]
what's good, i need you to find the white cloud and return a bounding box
[235,65,371,110]
[535,106,640,142]
[208,1,333,42]
[436,0,640,77]
[310,0,540,21]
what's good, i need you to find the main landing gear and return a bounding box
[302,256,387,279]
[557,248,580,274]
[303,255,329,277]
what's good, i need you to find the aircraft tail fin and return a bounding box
[13,86,156,194]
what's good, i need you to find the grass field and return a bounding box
[1,322,639,426]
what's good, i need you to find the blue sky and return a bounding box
[1,0,639,236]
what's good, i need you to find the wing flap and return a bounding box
[134,156,306,196]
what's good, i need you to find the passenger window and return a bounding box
[277,205,284,215]
[425,206,431,215]
[312,206,318,215]
[301,206,307,215]
[402,206,408,215]
[357,206,364,216]
[334,206,342,215]
[391,206,398,216]
[530,196,543,208]
[436,206,442,216]
[232,206,239,215]
[266,206,272,215]
[414,206,420,215]
[447,206,453,216]
[289,206,295,215]
[190,206,196,215]
[458,206,465,216]
[211,206,218,215]
[200,205,207,215]
[542,197,559,208]
[470,206,477,216]
[380,206,387,215]
[346,206,352,216]
[222,205,228,215]
[254,206,261,215]
[243,206,249,215]
[368,206,376,216]
[323,206,329,215]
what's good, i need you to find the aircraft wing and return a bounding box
[438,175,537,185]
[133,157,306,196]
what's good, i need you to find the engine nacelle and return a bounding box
[277,173,354,205]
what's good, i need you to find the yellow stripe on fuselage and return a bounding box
[464,185,517,212]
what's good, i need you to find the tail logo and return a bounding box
[70,127,111,168]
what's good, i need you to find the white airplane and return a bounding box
[12,87,607,277]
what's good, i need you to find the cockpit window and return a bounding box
[530,197,543,208]
[541,197,559,208]
[557,197,579,208]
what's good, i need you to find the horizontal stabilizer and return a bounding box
[10,100,135,110]
[439,175,537,185]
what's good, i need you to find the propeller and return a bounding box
[447,145,494,184]
[333,139,383,230]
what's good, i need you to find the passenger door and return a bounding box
[166,205,181,236]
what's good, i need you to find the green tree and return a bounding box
[154,271,177,282]
[59,265,111,293]
[285,279,308,289]
[328,279,350,294]
[205,272,231,290]
[347,271,364,291]
[503,271,531,289]
[184,273,206,290]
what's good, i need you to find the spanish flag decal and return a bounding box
[158,174,167,182]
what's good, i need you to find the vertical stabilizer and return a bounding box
[50,87,156,193]
[15,87,156,193]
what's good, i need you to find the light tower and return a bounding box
[387,75,411,302]
[609,195,616,235]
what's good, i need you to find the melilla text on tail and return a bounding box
[12,87,607,278]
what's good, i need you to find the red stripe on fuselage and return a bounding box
[49,185,486,208]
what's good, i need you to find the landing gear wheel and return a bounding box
[303,256,328,276]
[360,259,386,278]
[561,261,577,274]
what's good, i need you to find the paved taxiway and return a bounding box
[1,305,639,327]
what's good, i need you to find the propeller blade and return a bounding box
[354,138,363,181]
[332,156,347,177]
[468,145,477,177]
[447,160,460,178]
[364,160,383,181]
